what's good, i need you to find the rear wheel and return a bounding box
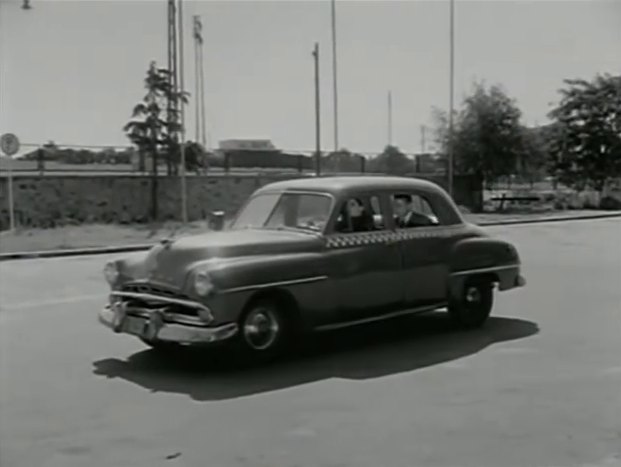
[448,277,494,328]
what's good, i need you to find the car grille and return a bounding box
[120,283,198,317]
[122,283,186,299]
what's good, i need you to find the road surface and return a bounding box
[1,219,620,467]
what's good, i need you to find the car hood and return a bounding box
[130,228,323,289]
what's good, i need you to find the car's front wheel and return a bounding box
[238,298,288,360]
[448,277,494,328]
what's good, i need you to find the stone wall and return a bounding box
[0,173,482,229]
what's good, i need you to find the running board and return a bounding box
[314,303,448,332]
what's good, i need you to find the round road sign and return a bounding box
[0,133,20,156]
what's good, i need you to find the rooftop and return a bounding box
[256,175,443,196]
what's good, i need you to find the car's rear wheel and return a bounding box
[237,298,288,360]
[448,276,494,328]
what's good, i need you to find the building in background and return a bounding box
[218,139,278,152]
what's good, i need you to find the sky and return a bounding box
[0,0,620,156]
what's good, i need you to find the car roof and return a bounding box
[255,175,443,197]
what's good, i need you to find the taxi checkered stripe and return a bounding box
[325,226,467,249]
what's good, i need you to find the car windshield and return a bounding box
[230,192,332,232]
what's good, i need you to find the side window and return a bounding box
[391,192,441,228]
[334,195,385,234]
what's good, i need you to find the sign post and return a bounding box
[0,133,20,232]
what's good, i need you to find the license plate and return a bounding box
[123,317,147,336]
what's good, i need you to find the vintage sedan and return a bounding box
[99,176,525,356]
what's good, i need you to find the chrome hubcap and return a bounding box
[243,308,280,350]
[465,286,481,304]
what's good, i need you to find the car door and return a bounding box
[391,190,449,306]
[322,192,404,324]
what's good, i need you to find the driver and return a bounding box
[393,194,436,228]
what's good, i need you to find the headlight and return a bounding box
[194,270,214,296]
[104,261,119,285]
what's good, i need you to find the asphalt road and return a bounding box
[1,220,620,467]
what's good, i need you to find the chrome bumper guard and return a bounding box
[99,291,238,344]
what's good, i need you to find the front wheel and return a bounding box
[448,277,494,328]
[237,299,288,360]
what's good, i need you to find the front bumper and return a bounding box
[98,305,238,345]
[515,274,526,288]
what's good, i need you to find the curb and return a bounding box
[0,244,152,261]
[1,212,620,261]
[476,212,621,226]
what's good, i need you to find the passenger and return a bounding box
[336,198,374,232]
[393,194,435,228]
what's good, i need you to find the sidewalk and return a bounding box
[0,210,619,259]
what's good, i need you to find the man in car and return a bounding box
[393,194,436,228]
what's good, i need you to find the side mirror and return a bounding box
[209,211,225,231]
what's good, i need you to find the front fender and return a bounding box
[111,251,149,288]
[192,252,327,292]
[191,253,332,326]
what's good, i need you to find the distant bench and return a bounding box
[491,193,540,211]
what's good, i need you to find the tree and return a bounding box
[434,82,525,187]
[516,125,551,187]
[547,74,621,193]
[123,61,189,219]
[169,141,209,175]
[324,148,364,173]
[368,145,414,174]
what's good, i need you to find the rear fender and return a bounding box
[447,237,523,300]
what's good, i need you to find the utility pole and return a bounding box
[313,43,321,176]
[199,27,207,148]
[193,15,207,148]
[178,0,188,224]
[194,16,200,143]
[331,0,339,152]
[448,0,455,198]
[388,91,393,146]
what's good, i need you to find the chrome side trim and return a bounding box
[315,303,446,332]
[110,291,210,312]
[220,275,328,295]
[450,264,520,277]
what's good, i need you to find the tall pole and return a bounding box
[193,15,200,142]
[199,29,207,147]
[178,0,188,224]
[331,0,339,152]
[388,91,393,146]
[313,43,321,176]
[7,157,15,231]
[448,0,455,198]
